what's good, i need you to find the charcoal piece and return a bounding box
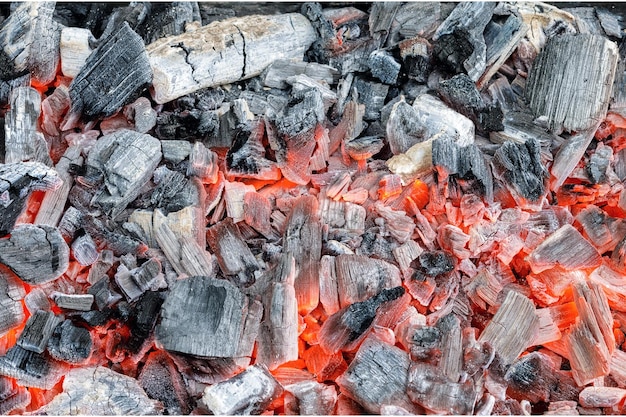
[136,2,196,44]
[411,250,455,280]
[490,110,561,147]
[88,277,121,310]
[284,379,338,415]
[579,387,626,408]
[187,142,219,183]
[0,378,29,415]
[407,362,476,414]
[336,336,415,414]
[115,258,161,302]
[477,290,538,365]
[52,293,94,311]
[71,233,98,266]
[409,325,441,361]
[0,345,64,389]
[47,320,92,364]
[586,143,612,184]
[612,40,626,109]
[156,275,252,358]
[24,288,50,315]
[60,27,93,78]
[493,139,547,201]
[385,99,422,155]
[354,77,389,121]
[368,2,401,45]
[17,311,60,354]
[437,73,504,132]
[83,215,146,257]
[399,37,431,83]
[126,291,164,353]
[0,271,25,337]
[207,218,260,284]
[433,2,496,80]
[36,366,160,415]
[161,140,192,164]
[226,122,280,181]
[527,224,602,274]
[148,13,316,103]
[138,350,192,415]
[150,167,199,214]
[368,50,400,84]
[551,125,598,191]
[263,59,340,89]
[155,108,219,142]
[335,254,402,307]
[0,2,61,84]
[319,287,405,353]
[413,93,475,146]
[70,22,151,118]
[283,195,323,314]
[437,314,462,383]
[0,224,69,285]
[275,88,325,137]
[504,352,557,403]
[87,129,162,216]
[5,87,52,165]
[526,34,619,132]
[202,365,282,415]
[0,161,61,235]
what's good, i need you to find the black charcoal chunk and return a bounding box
[138,350,192,415]
[88,278,122,310]
[354,77,389,121]
[433,2,496,80]
[207,218,260,285]
[0,162,61,235]
[493,139,547,201]
[47,320,92,364]
[411,250,455,281]
[17,311,60,354]
[151,166,198,213]
[0,224,69,285]
[410,326,442,360]
[137,2,197,44]
[399,37,431,83]
[126,291,164,354]
[70,22,152,118]
[156,275,252,358]
[368,50,400,84]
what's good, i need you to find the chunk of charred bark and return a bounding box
[0,2,61,84]
[138,350,192,415]
[407,362,476,414]
[148,13,316,103]
[0,225,69,285]
[47,320,92,364]
[5,87,52,165]
[477,290,538,365]
[433,2,496,80]
[0,345,64,389]
[318,287,405,353]
[86,129,162,217]
[202,365,283,415]
[207,218,260,285]
[493,139,547,202]
[69,22,152,118]
[0,162,61,235]
[35,366,160,415]
[437,74,504,132]
[156,275,254,358]
[526,34,619,133]
[283,195,323,314]
[336,335,415,414]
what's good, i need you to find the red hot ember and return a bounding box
[1,1,626,415]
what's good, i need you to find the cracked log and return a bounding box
[146,13,317,104]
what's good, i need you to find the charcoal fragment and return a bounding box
[114,258,162,302]
[136,2,196,44]
[69,22,152,118]
[138,350,192,415]
[47,320,92,364]
[399,37,431,83]
[368,50,400,84]
[586,143,612,184]
[493,139,547,201]
[207,218,260,285]
[17,311,60,354]
[411,250,455,280]
[125,291,164,354]
[0,345,64,389]
[407,362,476,414]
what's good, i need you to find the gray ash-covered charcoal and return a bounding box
[0,377,30,415]
[368,50,400,84]
[156,275,253,358]
[336,335,415,414]
[17,310,60,354]
[586,143,613,184]
[354,77,389,121]
[114,258,162,302]
[0,162,61,235]
[411,250,456,281]
[138,350,192,415]
[433,2,496,80]
[202,365,283,415]
[0,224,69,285]
[86,129,162,216]
[207,218,260,285]
[0,345,64,389]
[161,140,192,164]
[151,166,199,214]
[47,319,92,364]
[71,233,98,266]
[263,59,340,89]
[52,293,94,311]
[0,270,24,337]
[36,366,160,415]
[69,22,152,118]
[493,139,547,201]
[335,254,402,307]
[526,34,619,132]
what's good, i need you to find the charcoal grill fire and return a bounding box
[1,1,626,415]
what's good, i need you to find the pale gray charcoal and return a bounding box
[0,224,69,285]
[47,320,92,364]
[16,310,60,354]
[433,2,496,81]
[0,345,64,389]
[60,27,93,78]
[0,74,29,108]
[0,161,61,235]
[151,166,200,213]
[51,293,94,311]
[586,143,613,184]
[147,13,317,103]
[490,111,562,149]
[34,366,160,415]
[4,87,52,165]
[0,377,30,415]
[596,8,623,38]
[114,258,162,302]
[161,140,192,164]
[336,335,416,414]
[0,2,61,84]
[69,22,152,118]
[388,3,452,46]
[207,218,260,285]
[611,41,626,110]
[86,129,162,216]
[368,50,400,84]
[57,206,84,242]
[187,141,219,183]
[283,380,338,415]
[202,365,283,415]
[368,2,402,45]
[436,314,463,383]
[551,125,599,190]
[0,271,25,337]
[88,277,122,310]
[564,7,606,35]
[24,287,51,315]
[263,59,340,89]
[526,34,619,133]
[156,275,255,358]
[71,233,99,266]
[125,97,157,134]
[354,77,389,121]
